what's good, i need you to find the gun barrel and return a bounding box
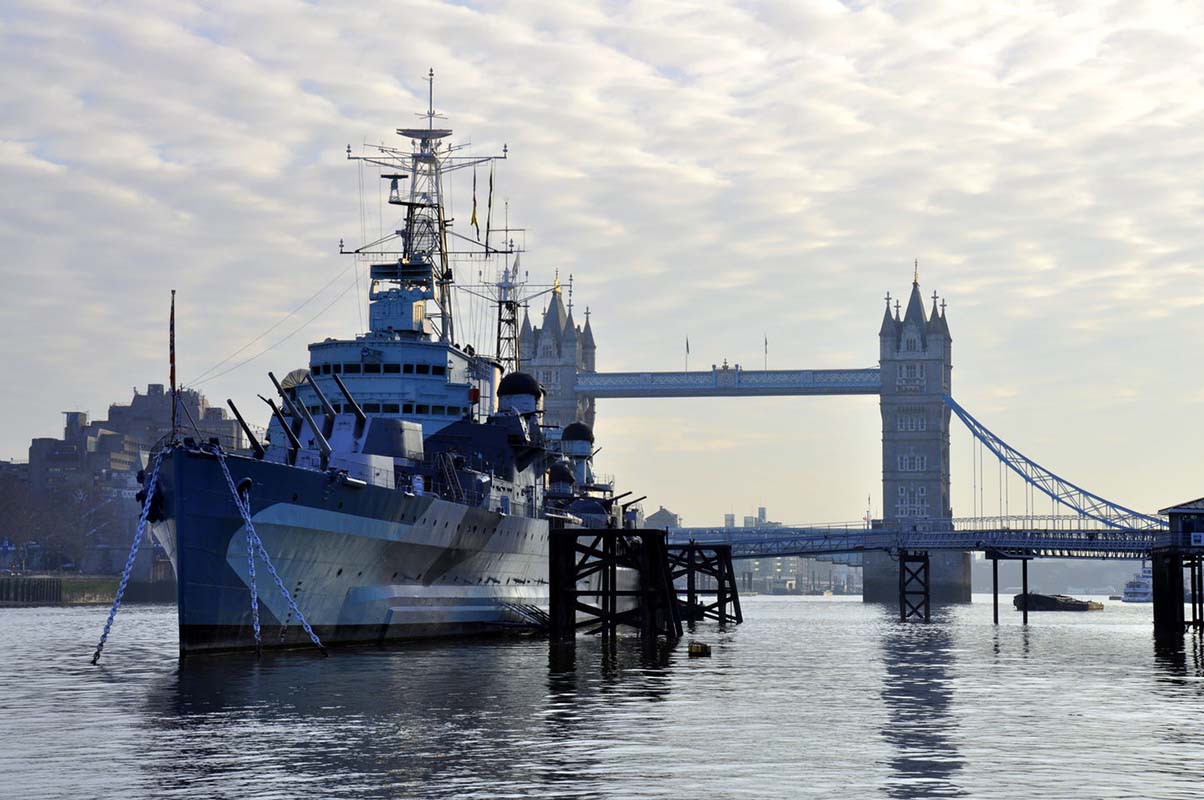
[330,372,368,427]
[226,399,265,459]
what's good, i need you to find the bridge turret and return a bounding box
[878,293,900,361]
[581,308,597,373]
[518,311,536,366]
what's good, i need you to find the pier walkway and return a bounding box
[667,515,1192,561]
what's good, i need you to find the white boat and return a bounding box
[1121,563,1153,603]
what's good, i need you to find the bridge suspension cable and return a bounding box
[943,394,1165,530]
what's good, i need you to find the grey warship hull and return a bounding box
[153,445,550,654]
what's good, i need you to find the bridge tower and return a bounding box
[865,269,970,603]
[519,281,596,430]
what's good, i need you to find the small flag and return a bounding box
[484,162,494,253]
[470,167,480,239]
[764,333,768,354]
[686,336,690,355]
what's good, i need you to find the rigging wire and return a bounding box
[187,260,359,385]
[191,274,360,386]
[355,156,366,332]
[970,427,977,520]
[979,435,984,522]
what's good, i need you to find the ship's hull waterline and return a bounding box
[153,447,555,654]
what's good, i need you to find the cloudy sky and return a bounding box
[2,0,1202,525]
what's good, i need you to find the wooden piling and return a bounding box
[992,557,999,625]
[547,526,682,642]
[1021,559,1029,626]
[1151,551,1185,635]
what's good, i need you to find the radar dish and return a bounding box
[280,368,310,390]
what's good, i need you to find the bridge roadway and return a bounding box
[667,516,1183,562]
[575,367,882,398]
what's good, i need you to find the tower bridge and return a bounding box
[561,271,1175,603]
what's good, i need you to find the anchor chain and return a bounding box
[242,482,262,657]
[91,450,164,665]
[216,450,326,656]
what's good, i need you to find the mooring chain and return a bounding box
[215,451,327,656]
[90,450,164,665]
[242,483,262,656]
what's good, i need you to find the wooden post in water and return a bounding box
[686,543,697,622]
[547,518,576,642]
[1021,559,1029,626]
[1151,551,1185,635]
[992,557,999,625]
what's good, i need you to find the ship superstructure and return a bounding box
[291,72,510,437]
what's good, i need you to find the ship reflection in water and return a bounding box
[142,636,679,799]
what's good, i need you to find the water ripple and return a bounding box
[1,597,1202,798]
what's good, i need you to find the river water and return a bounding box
[1,597,1202,799]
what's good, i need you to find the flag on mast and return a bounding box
[686,336,690,355]
[470,167,480,239]
[484,162,494,253]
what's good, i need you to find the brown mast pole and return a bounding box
[170,289,177,441]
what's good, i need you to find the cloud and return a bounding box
[1,0,1203,523]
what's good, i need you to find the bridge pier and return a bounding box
[864,551,970,605]
[898,550,931,622]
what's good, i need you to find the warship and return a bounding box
[142,73,634,654]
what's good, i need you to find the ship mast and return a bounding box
[343,69,505,344]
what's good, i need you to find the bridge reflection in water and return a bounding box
[879,611,966,799]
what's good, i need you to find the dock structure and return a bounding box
[1188,554,1204,633]
[670,511,1204,629]
[1155,499,1204,635]
[547,521,683,641]
[665,542,742,626]
[0,576,63,606]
